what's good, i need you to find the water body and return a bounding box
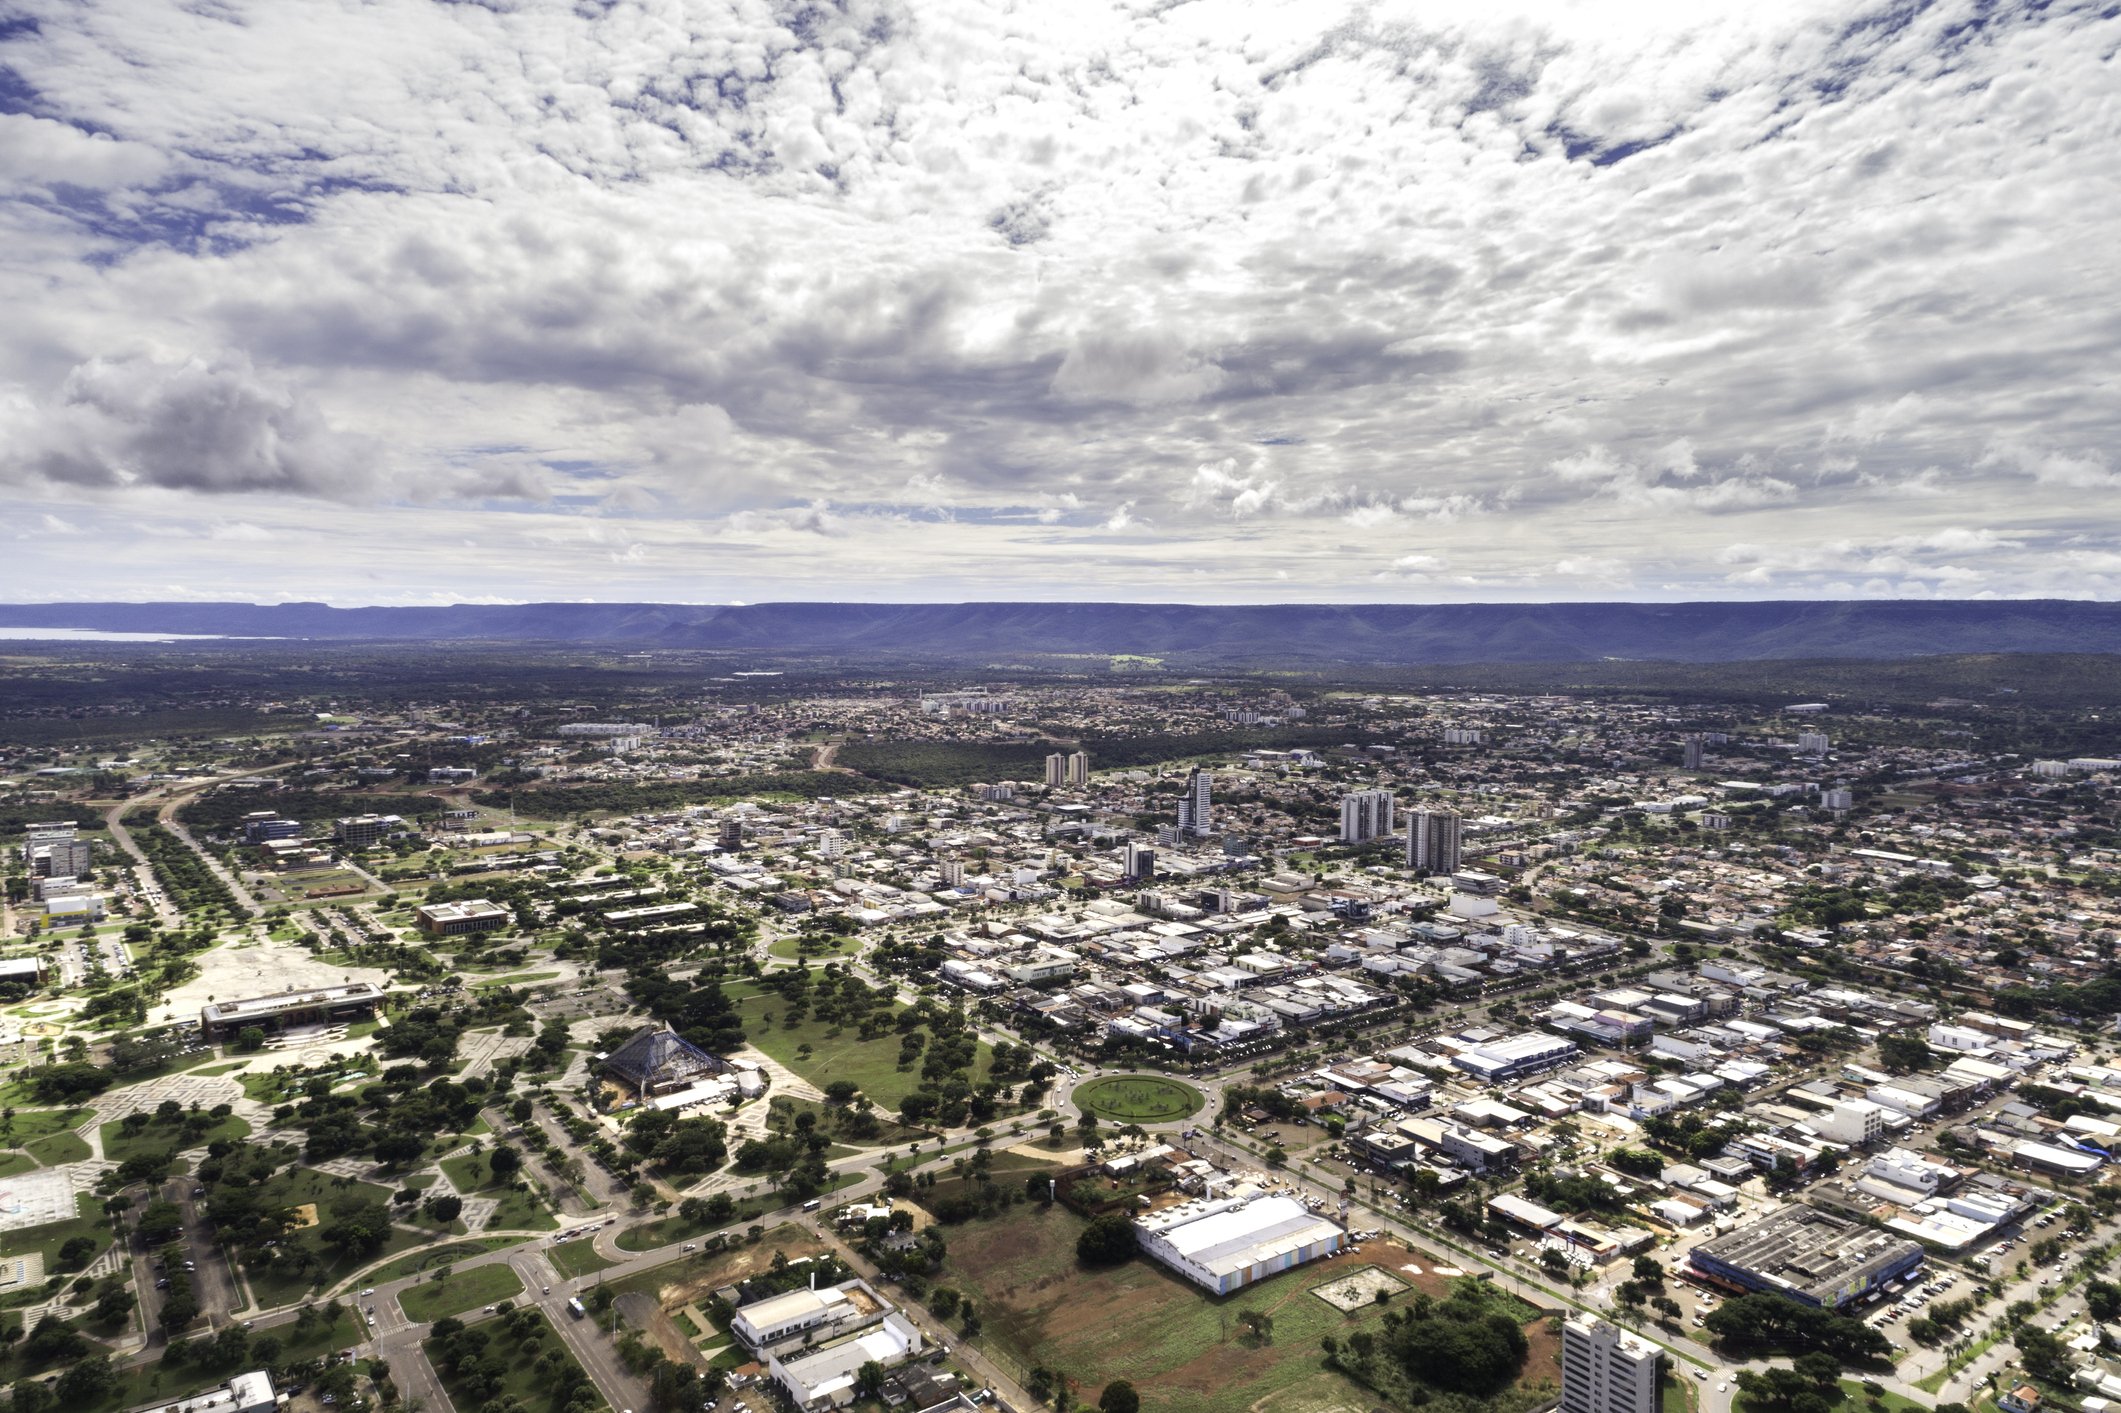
[0,627,250,642]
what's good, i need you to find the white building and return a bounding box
[1134,1194,1343,1295]
[1407,807,1462,875]
[732,1284,853,1348]
[1813,1099,1888,1146]
[767,1313,924,1410]
[1340,790,1395,844]
[1562,1314,1659,1413]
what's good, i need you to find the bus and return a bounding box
[567,1297,587,1318]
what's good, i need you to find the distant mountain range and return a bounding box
[3,599,2120,665]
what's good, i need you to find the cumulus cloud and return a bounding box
[0,354,376,497]
[0,0,2115,601]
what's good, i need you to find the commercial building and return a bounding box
[1688,1206,1922,1308]
[134,1370,276,1413]
[1177,768,1213,836]
[1340,790,1395,844]
[242,813,302,844]
[414,899,509,937]
[1562,1314,1659,1413]
[1407,807,1462,875]
[32,837,92,877]
[600,1026,731,1099]
[1812,1099,1888,1146]
[767,1312,924,1410]
[733,1283,860,1347]
[1134,1194,1343,1295]
[333,813,402,848]
[1452,1032,1580,1083]
[199,982,386,1041]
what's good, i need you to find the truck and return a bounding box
[567,1297,587,1318]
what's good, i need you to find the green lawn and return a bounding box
[546,1237,617,1279]
[730,986,1003,1111]
[1,1108,91,1144]
[234,1169,410,1307]
[399,1263,526,1322]
[426,1308,608,1413]
[0,1192,110,1269]
[942,1202,1556,1413]
[0,1152,35,1177]
[437,1151,559,1231]
[768,933,859,962]
[24,1132,89,1165]
[100,1114,251,1164]
[357,1237,528,1285]
[1734,1381,1927,1413]
[1072,1074,1205,1123]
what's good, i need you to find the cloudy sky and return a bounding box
[1,0,2117,606]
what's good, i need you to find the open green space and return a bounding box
[426,1307,609,1413]
[0,1192,109,1268]
[941,1202,1556,1413]
[399,1263,525,1322]
[437,1151,560,1231]
[236,1168,415,1307]
[24,1131,90,1165]
[1734,1380,1928,1413]
[358,1237,527,1285]
[2,1108,91,1145]
[728,984,1001,1112]
[99,1113,251,1164]
[0,1152,35,1177]
[545,1237,617,1280]
[1072,1074,1205,1124]
[767,933,858,962]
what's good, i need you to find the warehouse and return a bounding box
[1688,1205,1922,1308]
[1451,1032,1580,1083]
[1134,1194,1343,1296]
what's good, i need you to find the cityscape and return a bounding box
[4,2,2119,1413]
[0,647,2115,1413]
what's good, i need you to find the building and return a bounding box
[33,837,93,877]
[1452,1032,1579,1083]
[1812,1099,1887,1146]
[135,1370,277,1413]
[1562,1314,1659,1413]
[1134,1194,1343,1295]
[333,813,402,848]
[43,893,104,924]
[767,1312,924,1411]
[1681,734,1706,771]
[1797,730,1830,756]
[1044,751,1090,788]
[718,816,744,850]
[242,813,302,844]
[0,956,50,987]
[733,1283,859,1347]
[199,982,385,1041]
[415,898,509,937]
[1340,790,1395,845]
[1124,841,1156,881]
[1407,807,1462,875]
[1688,1206,1922,1308]
[1443,728,1484,746]
[1177,768,1213,836]
[601,1026,731,1099]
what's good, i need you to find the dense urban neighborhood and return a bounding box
[2,647,2119,1413]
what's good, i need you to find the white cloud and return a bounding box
[0,0,2114,602]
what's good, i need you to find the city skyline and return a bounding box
[2,0,2116,605]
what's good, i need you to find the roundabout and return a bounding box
[1071,1073,1206,1124]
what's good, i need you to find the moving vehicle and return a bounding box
[567,1296,587,1318]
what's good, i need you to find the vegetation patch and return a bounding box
[1073,1075,1205,1124]
[399,1263,526,1323]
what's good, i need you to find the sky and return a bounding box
[1,0,2117,607]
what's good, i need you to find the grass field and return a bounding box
[399,1263,526,1322]
[729,984,1001,1111]
[1733,1381,1926,1413]
[99,1114,251,1164]
[1072,1075,1206,1123]
[24,1131,89,1165]
[942,1203,1556,1413]
[438,1151,562,1231]
[2,1108,91,1145]
[0,1191,108,1269]
[546,1237,617,1280]
[358,1237,527,1285]
[767,934,859,962]
[238,1169,413,1306]
[0,1152,35,1177]
[426,1308,609,1413]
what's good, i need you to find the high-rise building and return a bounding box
[818,829,844,860]
[938,859,965,887]
[1821,787,1854,811]
[1798,730,1830,756]
[1681,733,1705,771]
[1177,768,1213,836]
[1561,1314,1659,1413]
[1066,751,1090,787]
[1124,841,1156,880]
[717,817,744,851]
[1442,727,1484,746]
[1407,807,1462,875]
[1339,789,1395,844]
[1045,753,1068,788]
[34,837,94,878]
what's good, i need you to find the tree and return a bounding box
[854,1361,886,1400]
[53,1355,115,1405]
[428,1194,463,1223]
[55,1236,98,1271]
[234,1027,268,1053]
[1098,1380,1141,1413]
[1076,1213,1137,1266]
[488,1144,522,1180]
